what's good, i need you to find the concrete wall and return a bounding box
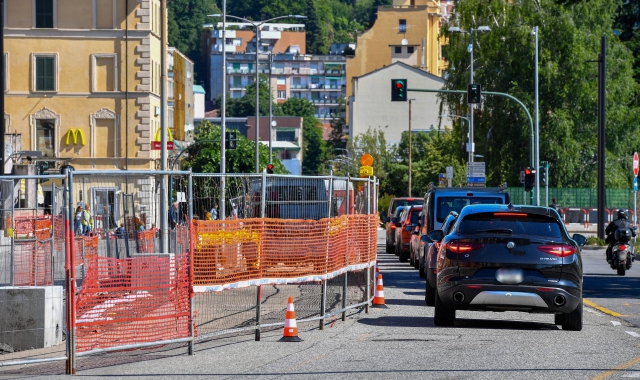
[0,286,63,350]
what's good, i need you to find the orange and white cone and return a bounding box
[372,273,388,308]
[279,296,303,342]
[375,260,380,277]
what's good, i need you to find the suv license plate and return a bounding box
[496,268,523,284]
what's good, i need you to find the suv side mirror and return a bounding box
[572,233,587,247]
[427,230,445,242]
[421,234,432,243]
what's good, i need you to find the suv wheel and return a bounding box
[425,279,435,306]
[433,292,455,326]
[399,250,409,262]
[561,299,583,331]
[386,241,394,254]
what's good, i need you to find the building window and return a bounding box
[399,19,406,33]
[34,55,56,92]
[408,46,415,54]
[35,0,54,28]
[276,131,295,142]
[92,54,117,92]
[277,91,286,99]
[395,46,402,54]
[36,119,55,157]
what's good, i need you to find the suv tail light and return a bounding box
[446,241,484,254]
[537,245,577,257]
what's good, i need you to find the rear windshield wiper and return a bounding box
[473,228,513,234]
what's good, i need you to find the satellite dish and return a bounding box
[401,38,408,46]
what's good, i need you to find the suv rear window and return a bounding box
[458,213,563,237]
[391,198,424,215]
[436,197,504,223]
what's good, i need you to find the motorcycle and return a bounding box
[610,227,635,276]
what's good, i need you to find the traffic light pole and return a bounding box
[409,87,534,202]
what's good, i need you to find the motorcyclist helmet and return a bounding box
[617,209,628,219]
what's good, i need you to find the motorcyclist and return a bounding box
[605,209,635,263]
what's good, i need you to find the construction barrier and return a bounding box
[0,171,379,375]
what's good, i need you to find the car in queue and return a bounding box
[385,205,408,254]
[424,211,458,305]
[428,204,586,331]
[418,185,510,281]
[410,211,423,269]
[384,197,424,254]
[394,205,422,262]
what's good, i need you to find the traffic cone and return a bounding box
[375,260,380,277]
[279,296,303,342]
[372,273,388,308]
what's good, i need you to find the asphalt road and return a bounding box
[2,229,640,380]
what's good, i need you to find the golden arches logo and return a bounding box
[154,128,174,142]
[65,129,85,146]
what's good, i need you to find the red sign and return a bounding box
[152,141,174,150]
[634,152,639,177]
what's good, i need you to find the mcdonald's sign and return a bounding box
[66,129,85,146]
[152,128,174,150]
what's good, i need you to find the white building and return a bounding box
[348,62,445,145]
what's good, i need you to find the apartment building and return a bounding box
[168,47,195,142]
[202,23,348,121]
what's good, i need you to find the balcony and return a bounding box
[212,44,237,53]
[259,30,281,40]
[211,30,237,39]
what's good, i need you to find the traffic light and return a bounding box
[225,131,237,149]
[266,163,274,174]
[524,167,535,192]
[467,83,482,104]
[539,166,547,185]
[37,161,51,183]
[391,79,407,101]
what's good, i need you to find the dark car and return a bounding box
[424,211,458,305]
[384,197,424,253]
[428,204,586,331]
[385,205,408,254]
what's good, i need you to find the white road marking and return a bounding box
[626,331,640,338]
[622,372,640,378]
[611,321,622,326]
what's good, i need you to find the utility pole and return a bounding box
[160,0,168,253]
[597,37,607,239]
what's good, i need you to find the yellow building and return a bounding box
[4,0,168,172]
[346,0,445,118]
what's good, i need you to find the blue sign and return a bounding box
[635,177,638,193]
[467,177,486,183]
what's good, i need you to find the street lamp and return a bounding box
[209,14,306,173]
[408,98,417,197]
[448,25,491,164]
[440,114,471,162]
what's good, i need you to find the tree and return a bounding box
[225,74,277,117]
[443,0,639,189]
[279,97,329,175]
[306,0,329,54]
[168,0,218,83]
[181,120,286,174]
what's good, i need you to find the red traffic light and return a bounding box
[524,168,532,175]
[396,82,404,89]
[266,163,274,174]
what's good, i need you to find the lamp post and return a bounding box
[440,114,471,162]
[448,25,491,164]
[533,26,540,206]
[209,14,306,173]
[408,98,417,197]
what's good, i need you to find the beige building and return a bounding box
[4,0,167,172]
[346,0,445,119]
[348,62,445,144]
[4,0,177,227]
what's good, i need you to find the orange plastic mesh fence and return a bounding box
[192,214,377,290]
[13,240,53,286]
[137,230,156,253]
[53,215,65,252]
[13,217,52,239]
[74,253,191,353]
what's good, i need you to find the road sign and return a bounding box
[446,166,453,179]
[466,162,485,177]
[635,177,638,193]
[359,165,373,177]
[634,152,639,177]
